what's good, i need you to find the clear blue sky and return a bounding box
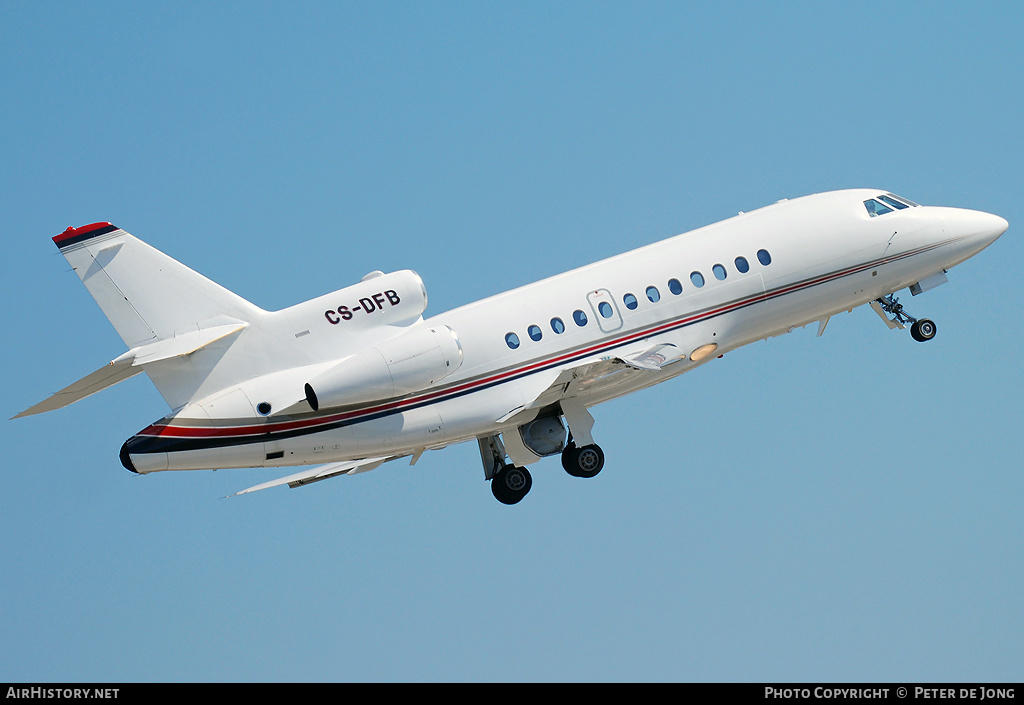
[2,1,1021,682]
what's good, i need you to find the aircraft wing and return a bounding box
[615,341,679,371]
[496,340,683,425]
[228,456,393,496]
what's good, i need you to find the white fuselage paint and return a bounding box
[123,189,1007,475]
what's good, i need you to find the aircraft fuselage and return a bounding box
[115,189,1006,489]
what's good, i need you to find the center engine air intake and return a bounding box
[304,325,463,410]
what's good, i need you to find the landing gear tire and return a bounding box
[561,443,605,478]
[491,465,532,505]
[911,318,937,342]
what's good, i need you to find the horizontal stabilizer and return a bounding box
[13,322,247,419]
[229,457,390,496]
[127,322,247,365]
[12,357,142,418]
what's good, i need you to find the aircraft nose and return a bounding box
[965,209,1008,245]
[944,207,1008,251]
[982,212,1009,243]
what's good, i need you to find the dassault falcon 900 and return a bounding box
[15,190,1007,504]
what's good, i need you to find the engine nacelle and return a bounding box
[312,269,429,332]
[305,325,463,410]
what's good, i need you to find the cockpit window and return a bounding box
[888,193,919,207]
[864,199,894,217]
[879,195,909,210]
[866,192,921,216]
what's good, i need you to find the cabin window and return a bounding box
[528,324,543,341]
[690,271,705,288]
[551,317,565,334]
[864,199,893,217]
[623,293,638,310]
[757,249,772,266]
[505,332,520,349]
[598,301,613,318]
[713,263,727,280]
[646,286,660,303]
[573,309,588,327]
[735,256,750,273]
[668,278,683,295]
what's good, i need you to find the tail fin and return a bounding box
[53,223,262,348]
[15,223,267,414]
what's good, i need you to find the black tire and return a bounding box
[561,443,580,476]
[491,465,532,504]
[562,443,604,478]
[911,318,937,342]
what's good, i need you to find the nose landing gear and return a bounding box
[872,294,937,342]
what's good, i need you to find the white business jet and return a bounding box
[15,189,1007,504]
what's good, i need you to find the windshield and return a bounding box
[864,193,919,217]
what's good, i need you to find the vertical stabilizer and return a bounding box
[52,223,263,348]
[49,223,266,409]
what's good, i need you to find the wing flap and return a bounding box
[494,340,682,426]
[616,342,679,371]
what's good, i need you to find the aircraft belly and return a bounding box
[170,444,267,471]
[433,382,542,445]
[130,450,168,473]
[260,405,445,464]
[128,440,267,473]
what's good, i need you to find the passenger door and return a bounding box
[586,288,623,333]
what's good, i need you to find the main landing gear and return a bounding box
[491,464,533,505]
[561,441,605,478]
[479,426,606,505]
[873,294,937,342]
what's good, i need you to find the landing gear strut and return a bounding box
[874,294,937,342]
